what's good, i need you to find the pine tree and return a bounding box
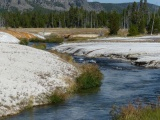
[108,11,120,35]
[147,15,160,34]
[128,24,139,36]
[143,0,149,25]
[138,18,145,34]
[138,0,146,34]
[140,0,143,11]
[131,2,139,25]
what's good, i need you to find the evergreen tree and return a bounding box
[139,0,143,11]
[128,24,139,36]
[131,2,139,25]
[138,18,145,34]
[108,11,120,35]
[147,15,160,34]
[154,17,160,34]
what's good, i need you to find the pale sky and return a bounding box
[87,0,160,5]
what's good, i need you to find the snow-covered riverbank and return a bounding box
[0,32,20,43]
[91,35,160,42]
[54,42,160,68]
[0,43,78,117]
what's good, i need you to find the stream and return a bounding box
[5,55,160,120]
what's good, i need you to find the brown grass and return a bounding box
[64,78,77,93]
[117,29,128,37]
[0,28,131,42]
[49,50,74,64]
[67,37,90,42]
[111,98,160,120]
[7,28,108,37]
[0,29,35,39]
[48,89,66,104]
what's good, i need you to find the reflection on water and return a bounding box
[6,56,160,120]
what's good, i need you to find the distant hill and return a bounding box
[0,0,158,12]
[90,2,159,12]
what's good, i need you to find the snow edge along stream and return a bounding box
[54,42,160,68]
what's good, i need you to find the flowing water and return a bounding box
[5,55,160,120]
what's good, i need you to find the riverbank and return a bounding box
[0,43,78,117]
[0,30,104,118]
[54,42,160,68]
[1,30,160,119]
[90,35,160,42]
[6,56,160,120]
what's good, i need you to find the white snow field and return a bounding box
[54,42,160,68]
[91,35,160,42]
[0,43,78,117]
[0,32,20,43]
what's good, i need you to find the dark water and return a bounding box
[6,57,160,120]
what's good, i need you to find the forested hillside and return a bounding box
[0,0,158,12]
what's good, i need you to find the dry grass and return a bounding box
[48,89,66,104]
[117,29,128,37]
[111,98,160,120]
[67,37,90,42]
[8,28,108,37]
[32,43,46,50]
[0,28,110,43]
[64,78,77,93]
[0,28,130,43]
[0,29,35,39]
[49,50,74,64]
[103,30,110,37]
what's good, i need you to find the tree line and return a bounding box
[122,0,160,36]
[1,6,108,29]
[1,0,160,36]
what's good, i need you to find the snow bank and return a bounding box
[54,42,160,68]
[32,33,46,39]
[0,44,78,117]
[38,32,52,36]
[91,35,160,41]
[0,32,20,43]
[72,34,99,38]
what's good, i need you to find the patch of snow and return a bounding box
[72,34,99,38]
[38,32,52,36]
[91,35,160,41]
[0,32,20,44]
[54,42,160,68]
[32,33,46,40]
[0,44,78,117]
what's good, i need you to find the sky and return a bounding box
[87,0,160,5]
